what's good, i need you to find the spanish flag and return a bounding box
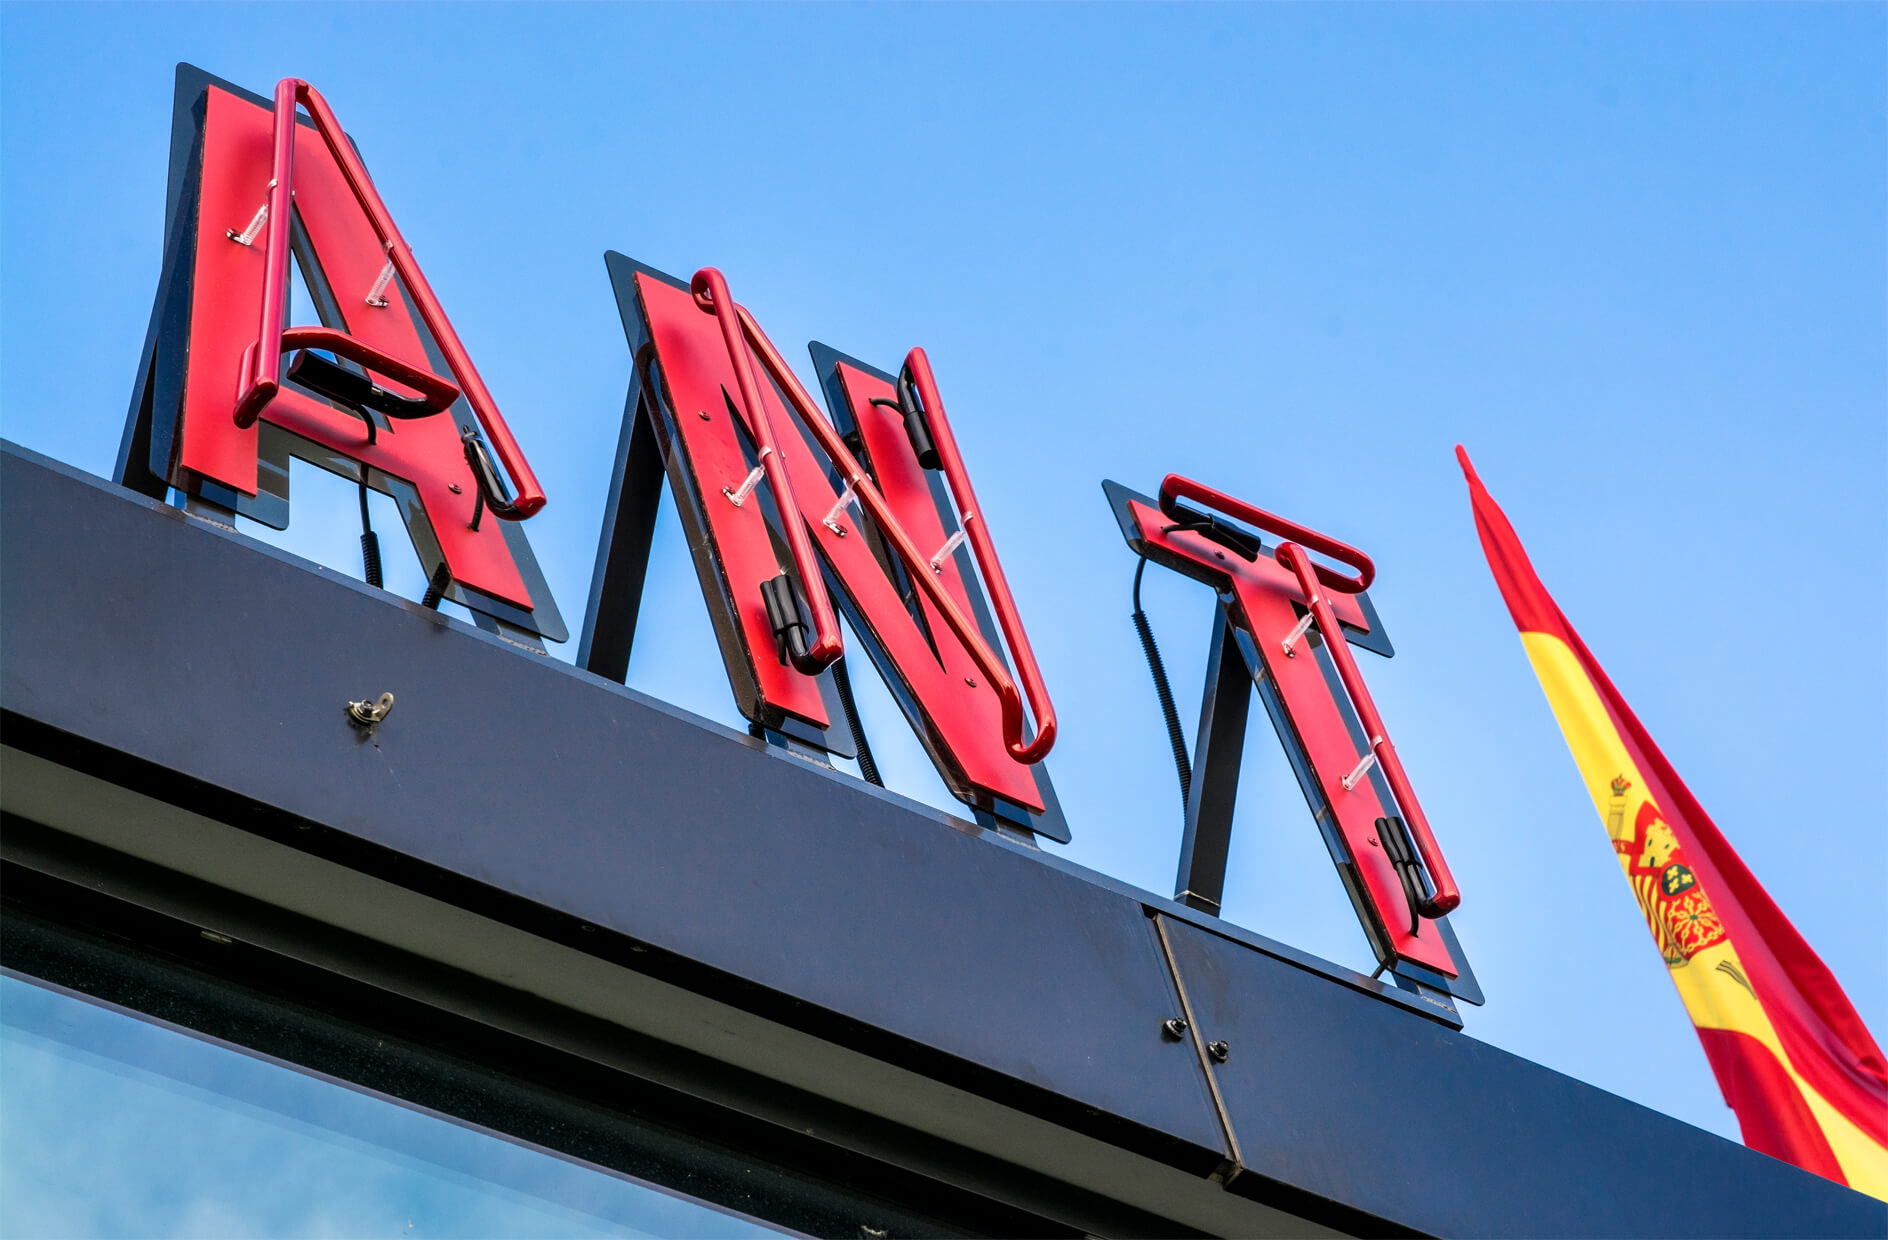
[1458,446,1887,1198]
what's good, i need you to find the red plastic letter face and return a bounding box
[121,67,562,641]
[1109,479,1462,978]
[596,255,1060,835]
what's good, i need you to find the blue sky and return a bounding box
[2,0,1882,1161]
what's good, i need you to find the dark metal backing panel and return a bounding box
[7,442,1883,1236]
[1156,915,1885,1238]
[0,442,1226,1167]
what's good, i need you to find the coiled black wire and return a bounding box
[358,475,384,589]
[420,562,452,610]
[1133,556,1192,814]
[830,656,884,786]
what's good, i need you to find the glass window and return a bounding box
[0,973,791,1239]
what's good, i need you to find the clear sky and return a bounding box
[2,0,1882,1161]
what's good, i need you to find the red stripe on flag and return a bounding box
[1455,446,1566,638]
[1458,446,1888,1157]
[1604,678,1888,1149]
[1698,1027,1847,1184]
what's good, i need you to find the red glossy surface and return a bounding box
[899,348,1055,764]
[635,273,830,728]
[178,84,534,610]
[690,268,841,668]
[1159,474,1374,595]
[1129,497,1458,976]
[1277,542,1459,917]
[634,272,1047,808]
[832,362,1044,808]
[695,277,1051,766]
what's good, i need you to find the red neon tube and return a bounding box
[690,269,1056,763]
[1274,540,1460,916]
[233,78,545,519]
[1158,474,1374,594]
[690,267,844,669]
[1157,473,1455,915]
[901,347,1057,762]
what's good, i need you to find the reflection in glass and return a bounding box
[0,973,788,1238]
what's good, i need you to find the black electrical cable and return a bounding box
[1132,556,1191,814]
[420,562,452,611]
[357,475,383,589]
[829,656,883,787]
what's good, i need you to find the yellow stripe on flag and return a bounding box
[1522,631,1888,1197]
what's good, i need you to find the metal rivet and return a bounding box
[448,483,462,494]
[964,676,977,688]
[1208,1040,1231,1063]
[1161,1017,1188,1040]
[698,409,712,421]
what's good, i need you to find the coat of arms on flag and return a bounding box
[1458,446,1887,1200]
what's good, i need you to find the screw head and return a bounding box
[964,676,978,688]
[1208,1039,1231,1063]
[698,409,712,421]
[1161,1017,1188,1040]
[448,483,462,494]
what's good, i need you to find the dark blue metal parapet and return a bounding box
[2,442,1880,1238]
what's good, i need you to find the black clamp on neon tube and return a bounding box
[1376,815,1442,934]
[1162,500,1263,562]
[761,572,817,672]
[287,349,441,421]
[870,368,941,471]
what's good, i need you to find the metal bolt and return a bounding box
[346,692,395,728]
[1161,1017,1188,1040]
[448,483,462,494]
[698,409,712,421]
[1208,1039,1231,1063]
[964,676,977,688]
